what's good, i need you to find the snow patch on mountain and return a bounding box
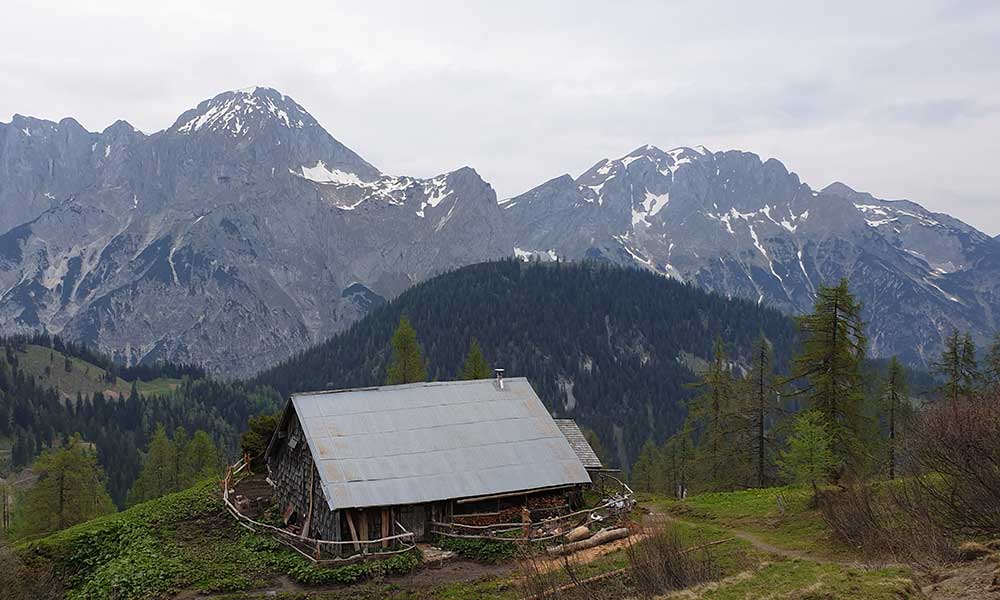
[295,161,365,185]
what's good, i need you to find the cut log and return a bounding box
[565,525,593,543]
[546,527,629,556]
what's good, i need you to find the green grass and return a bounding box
[655,485,850,559]
[13,344,181,401]
[16,481,418,599]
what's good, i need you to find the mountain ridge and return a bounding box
[0,87,996,372]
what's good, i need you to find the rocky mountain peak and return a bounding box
[169,86,317,137]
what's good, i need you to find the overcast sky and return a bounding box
[3,1,998,233]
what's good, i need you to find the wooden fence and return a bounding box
[221,457,417,565]
[431,475,635,542]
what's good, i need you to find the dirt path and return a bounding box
[645,505,1000,599]
[642,508,829,564]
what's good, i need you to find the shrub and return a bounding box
[818,483,954,567]
[904,393,1000,536]
[435,536,520,563]
[624,525,719,597]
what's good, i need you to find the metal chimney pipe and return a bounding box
[495,368,505,390]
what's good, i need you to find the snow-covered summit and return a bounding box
[171,87,315,136]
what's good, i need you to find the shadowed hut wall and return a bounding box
[268,413,341,542]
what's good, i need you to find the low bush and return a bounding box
[903,394,1000,537]
[435,536,520,563]
[624,525,720,597]
[818,483,955,567]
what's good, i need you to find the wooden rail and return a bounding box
[431,476,635,542]
[221,457,417,564]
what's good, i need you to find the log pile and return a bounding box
[546,527,630,556]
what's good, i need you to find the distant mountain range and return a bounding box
[1,87,996,373]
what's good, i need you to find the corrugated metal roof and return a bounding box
[289,378,592,510]
[553,419,603,470]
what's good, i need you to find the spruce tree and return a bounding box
[786,278,868,475]
[386,316,427,385]
[460,338,492,380]
[10,434,114,537]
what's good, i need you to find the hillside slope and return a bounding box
[0,335,279,505]
[256,260,800,468]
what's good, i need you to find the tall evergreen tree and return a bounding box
[460,338,492,380]
[881,357,909,480]
[786,278,868,475]
[10,435,114,537]
[385,316,427,385]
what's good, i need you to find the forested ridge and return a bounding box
[0,333,280,506]
[256,259,803,468]
[2,261,942,506]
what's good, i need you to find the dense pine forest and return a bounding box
[256,259,803,468]
[0,333,280,506]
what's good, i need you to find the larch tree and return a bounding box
[173,426,189,492]
[881,357,910,480]
[778,411,836,502]
[460,338,492,380]
[127,425,179,505]
[786,278,869,476]
[688,336,739,489]
[180,430,222,487]
[630,439,662,493]
[11,434,114,538]
[663,432,693,499]
[960,333,980,394]
[746,335,779,488]
[386,316,427,385]
[935,331,980,403]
